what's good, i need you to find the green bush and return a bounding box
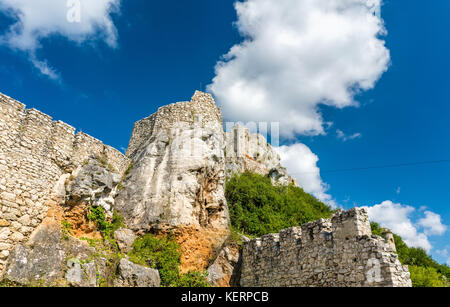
[177,271,210,287]
[225,172,333,237]
[128,234,209,287]
[87,206,124,238]
[409,266,449,287]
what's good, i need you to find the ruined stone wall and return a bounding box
[240,208,412,287]
[126,91,223,159]
[0,92,129,271]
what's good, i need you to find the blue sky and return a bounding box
[0,0,448,265]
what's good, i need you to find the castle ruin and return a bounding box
[0,91,412,287]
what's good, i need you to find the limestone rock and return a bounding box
[116,91,229,232]
[65,258,97,287]
[113,258,160,287]
[114,228,136,253]
[0,219,10,227]
[224,125,297,186]
[5,226,66,285]
[207,243,242,287]
[66,157,121,217]
[4,224,95,286]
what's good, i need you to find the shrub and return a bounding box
[87,206,124,238]
[128,234,210,287]
[409,266,449,287]
[176,271,210,287]
[225,172,333,237]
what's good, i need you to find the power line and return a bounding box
[290,159,450,175]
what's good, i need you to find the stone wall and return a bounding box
[0,92,129,272]
[240,208,412,287]
[126,91,223,159]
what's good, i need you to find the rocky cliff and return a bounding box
[0,90,412,287]
[224,125,297,186]
[115,91,229,272]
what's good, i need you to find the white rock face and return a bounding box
[115,92,229,232]
[113,258,160,287]
[225,125,297,186]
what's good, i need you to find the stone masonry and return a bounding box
[240,208,412,287]
[0,92,129,272]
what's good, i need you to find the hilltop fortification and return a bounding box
[0,90,412,287]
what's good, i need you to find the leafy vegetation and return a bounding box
[87,206,124,239]
[61,220,72,240]
[225,172,333,237]
[371,222,449,287]
[128,234,210,287]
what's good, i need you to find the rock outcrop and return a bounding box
[4,224,96,286]
[207,242,242,287]
[224,125,297,186]
[113,258,160,287]
[115,91,230,272]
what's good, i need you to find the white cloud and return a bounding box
[436,249,450,266]
[418,211,447,236]
[336,129,362,141]
[208,0,390,138]
[0,0,120,79]
[364,200,448,252]
[276,143,335,207]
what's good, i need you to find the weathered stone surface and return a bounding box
[224,125,297,186]
[207,242,242,287]
[0,219,10,227]
[114,228,136,253]
[116,92,229,232]
[240,208,412,287]
[3,224,95,286]
[115,92,230,272]
[66,158,122,217]
[65,258,97,287]
[113,258,160,287]
[4,225,66,285]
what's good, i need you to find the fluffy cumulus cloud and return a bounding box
[418,211,447,236]
[0,0,120,79]
[208,0,390,138]
[276,143,335,207]
[364,201,448,252]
